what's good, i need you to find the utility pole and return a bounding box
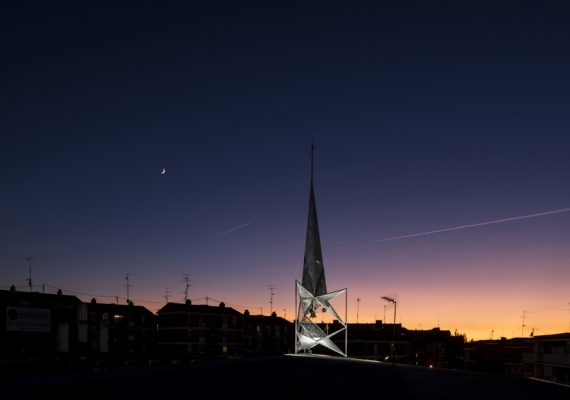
[283,308,287,320]
[26,257,33,292]
[268,284,275,315]
[383,304,387,322]
[125,273,132,304]
[356,298,361,323]
[183,274,192,302]
[382,296,397,363]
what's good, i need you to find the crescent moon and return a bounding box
[161,168,166,174]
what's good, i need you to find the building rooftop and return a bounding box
[88,301,155,317]
[157,301,242,316]
[0,289,81,304]
[531,332,570,340]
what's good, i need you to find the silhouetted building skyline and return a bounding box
[0,288,85,366]
[463,338,533,376]
[87,299,156,367]
[157,300,243,360]
[4,286,570,380]
[243,310,293,357]
[524,333,570,384]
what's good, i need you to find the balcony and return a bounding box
[522,353,536,364]
[543,353,570,366]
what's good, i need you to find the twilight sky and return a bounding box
[2,1,570,339]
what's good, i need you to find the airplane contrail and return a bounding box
[207,222,252,240]
[378,207,570,242]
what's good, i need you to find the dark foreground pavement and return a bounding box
[0,356,568,399]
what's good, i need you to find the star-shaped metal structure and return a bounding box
[295,281,347,357]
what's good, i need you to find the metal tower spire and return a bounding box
[301,142,327,297]
[310,141,315,185]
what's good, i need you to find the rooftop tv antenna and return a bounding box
[26,257,33,292]
[356,298,361,323]
[164,288,170,303]
[268,284,275,315]
[125,273,132,304]
[183,273,192,302]
[521,310,533,337]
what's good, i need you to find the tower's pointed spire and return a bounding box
[310,140,315,185]
[302,142,327,296]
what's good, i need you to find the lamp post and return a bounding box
[382,296,397,363]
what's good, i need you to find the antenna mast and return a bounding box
[26,257,33,292]
[183,273,192,302]
[125,273,132,304]
[164,288,170,303]
[356,298,361,323]
[268,284,275,315]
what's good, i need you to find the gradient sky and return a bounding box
[2,1,570,340]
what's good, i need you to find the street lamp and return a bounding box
[381,296,397,363]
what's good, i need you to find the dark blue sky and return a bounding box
[2,1,570,337]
